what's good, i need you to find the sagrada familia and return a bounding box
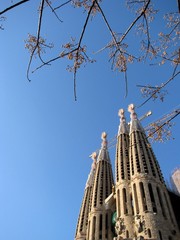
[75,104,180,240]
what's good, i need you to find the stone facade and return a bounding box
[75,105,180,240]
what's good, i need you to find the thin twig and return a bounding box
[95,1,120,50]
[94,0,151,54]
[96,0,130,96]
[45,0,63,22]
[137,66,180,108]
[146,110,180,140]
[54,0,72,11]
[27,0,45,81]
[124,71,128,98]
[168,21,180,37]
[33,0,96,100]
[0,0,29,16]
[118,0,151,46]
[144,13,151,59]
[73,0,97,100]
[32,49,78,73]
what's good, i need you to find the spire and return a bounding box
[75,153,97,240]
[115,108,130,183]
[87,132,114,239]
[128,103,144,134]
[127,103,180,240]
[118,109,129,135]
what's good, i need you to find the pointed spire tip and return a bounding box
[101,132,108,148]
[128,103,137,120]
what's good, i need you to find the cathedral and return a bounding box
[75,104,180,240]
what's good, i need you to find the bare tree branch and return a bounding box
[54,0,72,11]
[0,0,30,16]
[137,65,180,108]
[118,0,151,46]
[146,109,180,142]
[26,0,45,81]
[95,0,130,96]
[32,0,97,100]
[45,0,63,22]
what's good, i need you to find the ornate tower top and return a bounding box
[128,103,137,120]
[128,103,144,134]
[90,152,97,169]
[101,131,107,148]
[118,109,126,121]
[118,108,129,135]
[97,131,111,163]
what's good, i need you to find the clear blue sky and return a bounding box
[0,1,179,239]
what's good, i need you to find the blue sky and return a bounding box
[0,1,179,239]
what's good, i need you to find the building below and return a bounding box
[75,104,180,240]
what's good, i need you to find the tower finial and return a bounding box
[128,103,145,133]
[118,108,129,135]
[118,109,126,122]
[90,152,97,170]
[101,132,107,148]
[128,103,137,120]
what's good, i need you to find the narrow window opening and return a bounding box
[139,182,147,211]
[147,228,151,238]
[164,192,174,225]
[133,183,139,214]
[93,216,96,240]
[126,230,129,238]
[117,189,120,217]
[148,183,157,213]
[106,213,108,229]
[130,193,134,215]
[157,187,166,218]
[99,214,102,231]
[123,188,128,214]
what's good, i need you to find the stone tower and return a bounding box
[75,132,115,240]
[75,152,97,240]
[114,104,180,240]
[115,109,134,239]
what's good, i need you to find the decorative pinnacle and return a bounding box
[118,109,126,122]
[90,152,97,170]
[86,152,97,189]
[101,132,108,148]
[128,103,137,120]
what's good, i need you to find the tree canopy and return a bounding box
[0,0,180,141]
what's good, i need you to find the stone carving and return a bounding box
[90,152,97,170]
[115,217,125,235]
[101,131,107,148]
[118,109,126,122]
[85,152,97,188]
[128,103,137,120]
[135,215,144,233]
[133,236,144,240]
